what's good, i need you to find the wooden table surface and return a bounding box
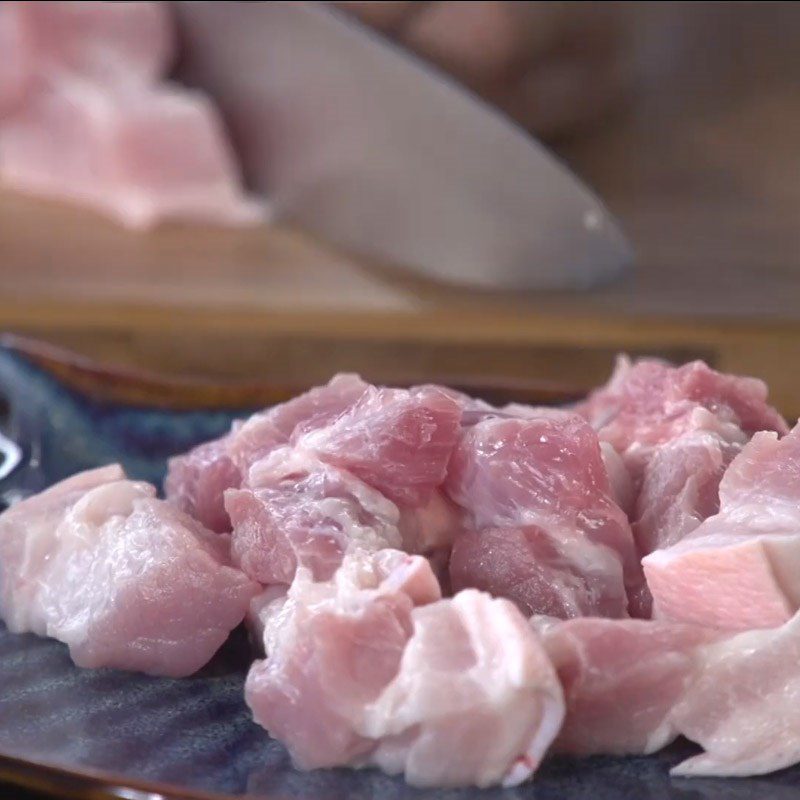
[1,3,799,412]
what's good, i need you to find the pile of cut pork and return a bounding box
[4,357,800,788]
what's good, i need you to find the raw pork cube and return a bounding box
[164,374,368,531]
[234,373,370,474]
[246,550,442,771]
[360,589,564,788]
[3,1,174,86]
[0,465,257,676]
[534,616,717,756]
[224,380,463,584]
[246,549,564,788]
[447,414,638,618]
[299,385,462,506]
[644,422,800,630]
[0,464,125,633]
[163,433,241,533]
[633,420,744,557]
[226,449,403,584]
[670,609,800,777]
[576,355,787,482]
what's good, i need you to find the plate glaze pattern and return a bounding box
[0,339,798,799]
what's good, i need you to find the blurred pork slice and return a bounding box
[0,1,264,228]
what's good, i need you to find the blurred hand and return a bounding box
[333,1,633,140]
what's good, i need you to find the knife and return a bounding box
[173,1,632,290]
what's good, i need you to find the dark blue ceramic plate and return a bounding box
[0,337,797,800]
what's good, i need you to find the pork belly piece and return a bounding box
[446,414,638,618]
[0,465,257,676]
[246,549,564,788]
[534,616,717,756]
[670,610,800,777]
[0,1,264,229]
[164,374,368,532]
[644,423,800,630]
[576,355,787,483]
[226,449,403,585]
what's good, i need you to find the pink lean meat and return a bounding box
[245,549,564,788]
[0,465,257,676]
[669,610,800,777]
[0,1,264,228]
[226,384,463,584]
[578,356,786,614]
[633,416,745,556]
[534,616,718,756]
[298,384,462,507]
[534,610,800,778]
[577,357,787,476]
[165,374,369,532]
[226,449,403,584]
[446,414,638,618]
[644,422,800,631]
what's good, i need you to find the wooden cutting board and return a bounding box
[1,186,799,418]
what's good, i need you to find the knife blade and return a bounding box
[173,1,633,290]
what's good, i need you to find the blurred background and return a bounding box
[1,1,799,412]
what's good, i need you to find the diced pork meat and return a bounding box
[163,433,241,533]
[299,385,462,507]
[246,549,563,788]
[245,550,441,771]
[534,616,718,756]
[362,589,564,788]
[670,610,800,777]
[451,526,626,619]
[0,1,264,228]
[222,380,464,585]
[230,373,369,476]
[0,78,264,229]
[537,607,800,779]
[227,448,402,585]
[633,422,745,557]
[0,465,257,676]
[644,423,800,630]
[577,356,787,483]
[0,464,125,633]
[164,374,368,531]
[446,414,638,618]
[576,357,785,612]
